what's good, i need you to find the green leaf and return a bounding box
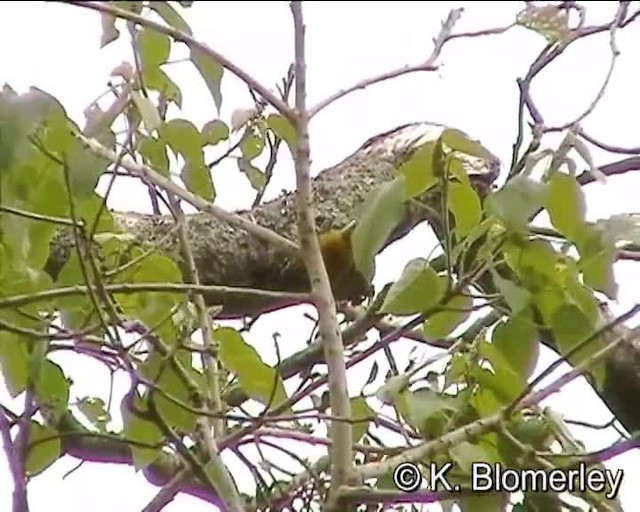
[144,68,183,107]
[237,158,266,192]
[216,327,289,411]
[450,441,499,474]
[546,172,585,242]
[240,130,264,161]
[380,259,444,315]
[0,331,28,397]
[402,388,460,436]
[122,394,164,470]
[139,135,170,176]
[25,421,61,476]
[138,27,171,69]
[423,289,472,338]
[65,123,115,198]
[350,396,373,443]
[476,342,526,401]
[148,1,193,35]
[397,143,437,199]
[267,114,298,157]
[190,48,224,113]
[181,159,215,201]
[131,91,162,134]
[440,128,496,161]
[491,270,531,315]
[550,304,605,386]
[159,119,212,199]
[352,177,407,281]
[159,118,203,159]
[35,360,70,416]
[139,351,200,434]
[504,239,559,288]
[202,119,229,146]
[470,385,503,416]
[116,253,183,336]
[575,225,617,299]
[492,311,539,380]
[78,397,111,432]
[487,176,547,232]
[0,86,67,172]
[448,182,482,238]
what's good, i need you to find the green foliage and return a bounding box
[487,175,547,232]
[0,12,627,510]
[492,311,539,379]
[159,118,214,200]
[350,396,374,443]
[352,177,407,281]
[216,327,289,411]
[266,114,298,157]
[190,48,224,113]
[381,258,444,315]
[25,421,61,476]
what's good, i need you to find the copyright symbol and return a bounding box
[392,462,422,492]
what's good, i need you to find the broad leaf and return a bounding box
[216,327,289,411]
[190,48,224,113]
[381,259,444,315]
[352,177,407,281]
[546,172,585,242]
[487,176,547,232]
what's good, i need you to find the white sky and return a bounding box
[1,1,640,510]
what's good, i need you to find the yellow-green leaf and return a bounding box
[190,48,223,113]
[546,172,585,242]
[487,176,547,232]
[381,259,444,315]
[267,114,298,157]
[492,311,539,380]
[352,177,407,281]
[216,327,289,411]
[397,143,437,199]
[350,396,373,443]
[423,288,472,338]
[448,182,482,238]
[25,421,61,476]
[131,91,162,134]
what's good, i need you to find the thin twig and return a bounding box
[307,8,463,118]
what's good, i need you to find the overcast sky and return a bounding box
[1,1,639,510]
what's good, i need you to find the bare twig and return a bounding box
[550,2,626,131]
[307,8,463,118]
[579,129,640,155]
